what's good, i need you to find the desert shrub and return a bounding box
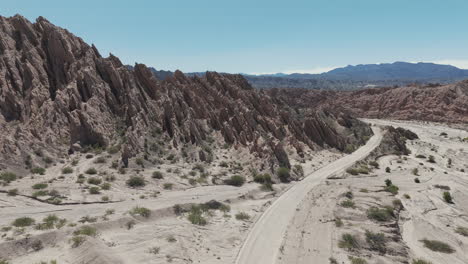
[369,160,379,168]
[360,188,369,193]
[385,167,391,173]
[414,178,420,183]
[32,190,49,197]
[412,168,419,176]
[455,226,468,237]
[443,191,453,204]
[135,158,144,166]
[70,235,86,248]
[344,191,353,199]
[193,163,205,172]
[253,173,272,184]
[329,257,338,264]
[85,168,97,175]
[167,235,177,242]
[412,259,432,264]
[440,132,448,136]
[367,207,394,222]
[385,179,392,187]
[74,225,97,237]
[152,171,163,179]
[428,155,436,163]
[235,212,250,221]
[224,175,245,187]
[187,205,207,225]
[420,239,454,253]
[260,182,274,191]
[338,233,359,250]
[346,168,359,175]
[130,206,151,218]
[31,167,46,175]
[340,200,355,208]
[126,176,146,188]
[434,184,450,190]
[219,161,229,167]
[94,157,107,164]
[126,220,136,229]
[101,183,111,190]
[0,259,9,264]
[385,184,399,195]
[335,218,343,227]
[416,154,426,159]
[276,167,290,182]
[356,166,370,174]
[107,145,120,154]
[32,183,48,189]
[163,183,173,190]
[7,188,18,196]
[89,186,100,194]
[12,217,35,227]
[0,172,17,183]
[87,177,102,185]
[365,230,387,253]
[403,194,411,199]
[349,257,367,264]
[62,167,73,174]
[173,204,184,215]
[148,246,160,254]
[292,164,304,177]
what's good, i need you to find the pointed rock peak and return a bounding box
[108,53,123,67]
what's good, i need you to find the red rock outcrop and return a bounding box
[0,15,372,170]
[270,82,468,123]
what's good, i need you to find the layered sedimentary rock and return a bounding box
[0,15,371,171]
[269,82,468,123]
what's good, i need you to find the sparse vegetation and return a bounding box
[412,259,432,264]
[365,230,387,253]
[85,168,97,175]
[89,186,100,194]
[385,184,399,195]
[385,167,391,173]
[224,175,245,187]
[163,183,173,190]
[129,206,151,218]
[87,177,102,185]
[0,172,17,183]
[338,233,360,250]
[70,235,86,248]
[7,188,18,196]
[340,199,356,208]
[335,218,343,227]
[428,155,436,163]
[455,226,468,237]
[443,191,453,204]
[31,167,46,175]
[152,171,163,179]
[126,176,146,188]
[32,183,48,189]
[367,207,394,222]
[101,183,111,190]
[187,205,207,225]
[420,239,454,253]
[235,212,250,221]
[12,217,35,227]
[349,257,367,264]
[276,167,290,182]
[73,225,98,237]
[62,167,73,174]
[412,168,419,176]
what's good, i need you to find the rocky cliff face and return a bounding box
[269,81,468,124]
[0,15,372,171]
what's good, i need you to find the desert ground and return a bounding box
[1,119,467,264]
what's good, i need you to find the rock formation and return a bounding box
[0,15,372,172]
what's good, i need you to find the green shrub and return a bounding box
[87,177,102,185]
[412,259,432,264]
[346,168,359,175]
[414,178,420,183]
[385,179,392,187]
[126,176,146,188]
[32,190,49,197]
[369,161,379,168]
[187,205,207,225]
[7,188,18,196]
[335,218,343,227]
[219,161,229,167]
[338,233,359,250]
[70,235,86,248]
[152,171,163,179]
[224,175,245,187]
[367,207,394,222]
[428,155,436,163]
[0,172,17,183]
[12,217,35,227]
[94,157,107,164]
[30,167,46,175]
[163,183,173,190]
[276,167,290,182]
[412,168,419,176]
[340,200,355,208]
[385,167,391,173]
[253,173,272,184]
[89,186,100,194]
[235,212,250,221]
[73,225,98,237]
[107,145,120,154]
[443,191,453,204]
[85,168,97,175]
[455,226,468,237]
[292,164,304,177]
[62,167,73,174]
[349,257,367,264]
[385,184,399,195]
[129,206,151,218]
[416,154,426,159]
[365,230,387,253]
[101,183,111,190]
[32,183,48,189]
[420,239,454,253]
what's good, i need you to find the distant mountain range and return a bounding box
[137,62,468,90]
[245,62,468,90]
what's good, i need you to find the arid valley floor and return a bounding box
[1,120,467,264]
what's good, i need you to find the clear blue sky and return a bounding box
[2,0,468,73]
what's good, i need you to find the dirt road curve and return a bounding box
[235,126,383,264]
